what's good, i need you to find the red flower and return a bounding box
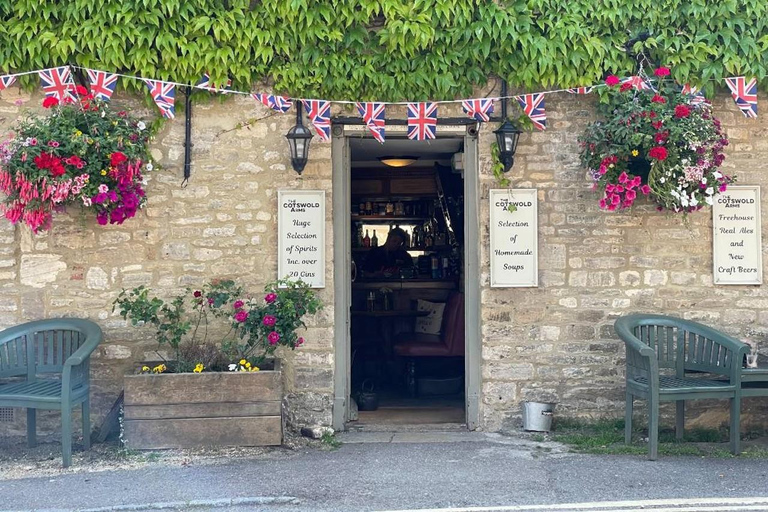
[619,82,632,92]
[674,105,691,118]
[65,155,84,167]
[49,162,66,177]
[193,290,202,298]
[110,151,127,167]
[648,146,668,161]
[605,75,620,86]
[651,94,666,104]
[651,120,664,130]
[74,85,88,97]
[654,67,671,77]
[42,97,59,108]
[654,131,669,143]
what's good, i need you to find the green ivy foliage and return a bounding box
[1,0,766,101]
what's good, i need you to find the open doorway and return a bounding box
[347,136,466,427]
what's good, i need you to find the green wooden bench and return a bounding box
[0,319,103,467]
[614,313,749,460]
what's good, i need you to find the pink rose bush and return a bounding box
[580,66,733,214]
[0,95,153,233]
[114,278,322,373]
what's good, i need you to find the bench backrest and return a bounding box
[0,319,100,381]
[615,314,749,380]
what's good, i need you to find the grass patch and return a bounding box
[320,431,341,450]
[552,417,768,458]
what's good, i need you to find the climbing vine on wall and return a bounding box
[1,1,767,100]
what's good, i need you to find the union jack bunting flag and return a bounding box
[0,75,16,91]
[681,84,706,106]
[38,67,76,102]
[725,76,758,118]
[251,93,292,113]
[461,98,494,122]
[566,87,594,94]
[86,69,118,101]
[196,73,232,92]
[143,79,176,119]
[515,93,547,131]
[407,102,438,140]
[620,76,653,91]
[356,102,386,143]
[302,100,331,141]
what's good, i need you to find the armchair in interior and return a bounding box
[393,292,465,397]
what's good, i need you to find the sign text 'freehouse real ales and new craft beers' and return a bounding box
[490,189,538,287]
[277,190,325,288]
[713,185,762,285]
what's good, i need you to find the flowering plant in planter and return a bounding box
[113,278,322,373]
[579,66,734,213]
[0,89,152,232]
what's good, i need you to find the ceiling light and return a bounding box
[378,156,419,168]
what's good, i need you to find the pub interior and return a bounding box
[349,136,466,425]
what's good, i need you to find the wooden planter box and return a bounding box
[123,370,283,449]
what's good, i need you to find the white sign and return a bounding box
[490,189,538,287]
[277,190,326,288]
[713,185,762,285]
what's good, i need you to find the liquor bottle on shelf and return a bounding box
[442,256,450,278]
[371,230,379,247]
[431,255,440,279]
[378,203,386,216]
[424,224,434,247]
[386,201,394,216]
[365,201,372,215]
[358,201,366,216]
[403,229,411,249]
[435,229,446,247]
[356,224,364,248]
[395,200,404,216]
[363,229,371,248]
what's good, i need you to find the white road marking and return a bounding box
[375,497,768,512]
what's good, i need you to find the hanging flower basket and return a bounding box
[0,88,153,233]
[579,67,734,213]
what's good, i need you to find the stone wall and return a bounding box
[477,90,768,432]
[1,84,767,439]
[0,88,335,436]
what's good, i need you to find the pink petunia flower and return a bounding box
[235,310,249,323]
[263,315,277,326]
[268,331,280,345]
[264,292,277,304]
[233,300,244,309]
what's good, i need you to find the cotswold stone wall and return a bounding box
[0,85,766,439]
[0,89,335,437]
[477,91,768,432]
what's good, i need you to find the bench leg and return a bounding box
[624,392,633,444]
[730,395,741,455]
[61,406,72,468]
[82,397,91,451]
[27,409,36,448]
[648,395,659,461]
[675,400,685,441]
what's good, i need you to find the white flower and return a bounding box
[145,162,153,171]
[701,177,707,184]
[690,197,698,206]
[101,111,106,118]
[713,171,723,179]
[705,196,714,205]
[705,187,714,195]
[660,177,666,184]
[228,363,237,371]
[681,158,689,165]
[681,197,689,207]
[98,184,108,194]
[82,197,92,207]
[137,121,146,131]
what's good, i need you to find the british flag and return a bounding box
[143,79,176,119]
[86,69,118,101]
[725,76,758,118]
[356,102,386,143]
[196,73,232,93]
[251,93,292,113]
[302,100,331,141]
[407,102,438,140]
[0,74,16,92]
[681,84,706,107]
[620,76,653,91]
[38,67,76,102]
[566,86,594,94]
[515,93,547,131]
[461,98,494,122]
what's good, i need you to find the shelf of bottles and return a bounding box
[352,198,460,280]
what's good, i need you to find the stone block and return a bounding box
[86,267,109,290]
[20,254,67,288]
[482,362,535,381]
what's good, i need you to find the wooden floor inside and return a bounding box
[356,396,464,425]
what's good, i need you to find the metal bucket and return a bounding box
[522,402,555,432]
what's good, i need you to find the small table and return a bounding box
[351,310,429,383]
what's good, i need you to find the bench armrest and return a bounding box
[63,322,103,367]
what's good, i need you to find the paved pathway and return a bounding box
[2,431,768,512]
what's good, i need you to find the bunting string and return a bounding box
[0,65,760,129]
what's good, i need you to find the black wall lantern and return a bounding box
[286,104,313,175]
[493,79,523,173]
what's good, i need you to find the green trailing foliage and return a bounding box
[1,1,767,100]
